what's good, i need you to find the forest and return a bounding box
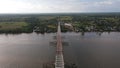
[0,13,120,33]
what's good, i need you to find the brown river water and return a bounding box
[0,32,120,68]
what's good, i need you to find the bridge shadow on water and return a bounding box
[42,63,54,68]
[42,63,78,68]
[65,63,78,68]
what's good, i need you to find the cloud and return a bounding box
[0,0,119,13]
[0,0,33,13]
[95,0,113,5]
[83,0,120,12]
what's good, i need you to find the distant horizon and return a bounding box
[0,12,120,14]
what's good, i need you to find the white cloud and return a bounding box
[81,0,120,12]
[0,0,119,13]
[95,0,113,5]
[0,0,32,13]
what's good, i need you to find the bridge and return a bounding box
[55,22,64,68]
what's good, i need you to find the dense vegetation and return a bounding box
[0,22,28,33]
[0,13,120,33]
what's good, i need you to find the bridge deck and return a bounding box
[55,22,64,68]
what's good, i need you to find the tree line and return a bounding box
[0,13,120,33]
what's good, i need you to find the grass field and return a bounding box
[60,16,73,21]
[38,16,56,20]
[0,22,28,31]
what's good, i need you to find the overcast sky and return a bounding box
[0,0,120,13]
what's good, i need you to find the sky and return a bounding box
[0,0,120,13]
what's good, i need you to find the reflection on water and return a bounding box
[0,32,55,68]
[0,32,120,68]
[63,32,120,68]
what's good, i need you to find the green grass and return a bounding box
[47,25,56,29]
[60,16,73,20]
[0,22,28,31]
[38,16,56,20]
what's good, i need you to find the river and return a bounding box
[0,32,120,68]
